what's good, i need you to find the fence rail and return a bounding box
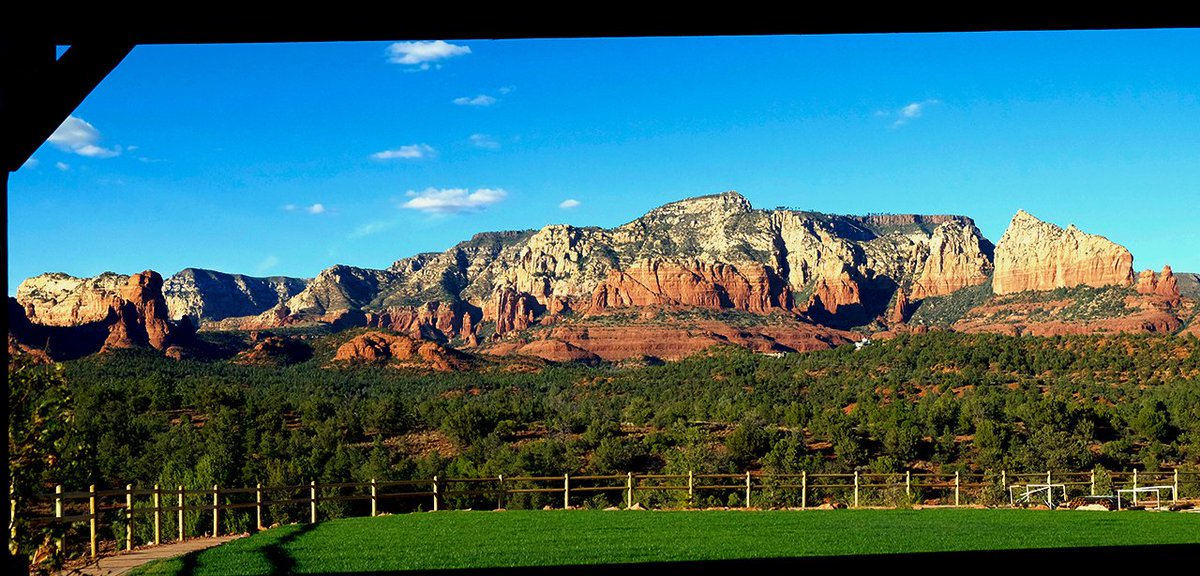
[18,468,1196,561]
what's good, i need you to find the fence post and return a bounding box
[1046,470,1051,485]
[1173,469,1179,504]
[745,471,752,509]
[801,471,807,509]
[1090,469,1096,496]
[497,475,505,510]
[310,481,317,524]
[853,471,860,508]
[905,470,911,498]
[256,483,263,530]
[432,476,439,512]
[126,483,134,551]
[370,479,377,517]
[564,474,570,510]
[55,485,64,555]
[212,484,220,537]
[177,485,185,542]
[687,471,694,507]
[954,471,960,507]
[626,472,633,509]
[89,484,97,558]
[154,484,162,545]
[1133,469,1139,506]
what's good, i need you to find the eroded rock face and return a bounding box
[993,210,1134,295]
[16,272,128,326]
[909,220,994,299]
[102,271,180,351]
[164,268,308,326]
[1135,265,1181,305]
[889,289,911,325]
[588,259,791,315]
[333,331,467,371]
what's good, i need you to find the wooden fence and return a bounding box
[19,468,1196,561]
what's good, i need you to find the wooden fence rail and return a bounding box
[18,468,1196,561]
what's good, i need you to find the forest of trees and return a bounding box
[13,331,1200,524]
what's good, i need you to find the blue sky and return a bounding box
[8,29,1200,291]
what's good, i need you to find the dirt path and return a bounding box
[57,534,245,576]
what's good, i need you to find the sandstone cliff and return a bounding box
[17,271,128,326]
[164,268,308,326]
[333,331,469,372]
[992,210,1134,295]
[264,192,995,340]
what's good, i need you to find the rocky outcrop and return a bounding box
[909,220,994,299]
[16,272,127,326]
[102,271,183,351]
[233,332,312,365]
[333,331,468,372]
[1135,265,1181,305]
[992,210,1134,295]
[491,289,542,335]
[588,260,791,315]
[367,300,481,342]
[163,268,308,326]
[889,289,911,325]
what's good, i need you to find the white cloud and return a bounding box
[559,199,581,209]
[453,94,497,107]
[402,187,507,214]
[469,133,500,149]
[21,157,39,170]
[307,203,326,215]
[386,40,471,70]
[255,255,280,274]
[55,162,70,171]
[350,220,394,239]
[889,99,941,127]
[47,116,122,158]
[283,204,298,211]
[497,86,515,95]
[371,144,435,160]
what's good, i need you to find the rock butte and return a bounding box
[11,193,1195,364]
[992,210,1134,295]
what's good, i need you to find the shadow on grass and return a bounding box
[261,523,319,575]
[170,523,319,576]
[272,543,1200,576]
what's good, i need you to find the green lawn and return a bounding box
[130,509,1200,575]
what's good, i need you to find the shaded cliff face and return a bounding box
[11,271,191,359]
[992,210,1134,295]
[163,268,309,325]
[275,191,994,339]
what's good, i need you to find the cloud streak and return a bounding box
[371,144,435,160]
[559,199,581,209]
[885,99,941,127]
[469,133,499,149]
[453,94,497,107]
[47,116,122,158]
[402,187,507,214]
[386,40,471,70]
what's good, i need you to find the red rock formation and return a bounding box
[588,260,790,315]
[889,289,910,325]
[333,331,467,372]
[509,338,602,364]
[491,289,541,335]
[993,210,1134,295]
[368,301,480,341]
[803,267,864,322]
[1135,266,1181,306]
[102,271,179,352]
[483,315,855,362]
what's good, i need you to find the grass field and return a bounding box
[130,509,1200,575]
